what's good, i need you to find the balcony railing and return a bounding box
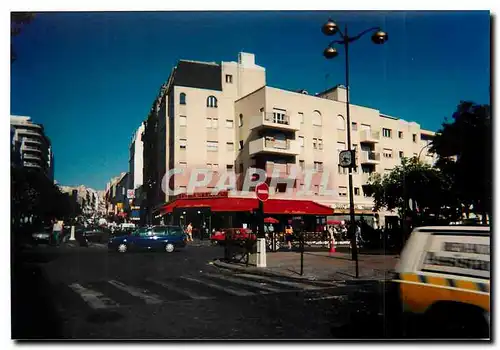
[360,151,381,164]
[360,130,380,143]
[264,137,291,150]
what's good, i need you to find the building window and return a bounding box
[207,96,218,108]
[207,141,218,152]
[299,112,304,124]
[239,140,244,150]
[179,161,187,167]
[299,136,304,148]
[318,139,323,150]
[413,134,417,142]
[337,115,345,130]
[314,161,323,172]
[225,74,233,83]
[299,160,304,169]
[206,118,219,129]
[226,164,234,170]
[313,110,322,126]
[273,109,287,124]
[382,128,392,138]
[399,151,404,158]
[226,119,234,128]
[338,186,348,197]
[179,115,187,126]
[226,142,234,151]
[239,114,243,127]
[398,131,403,139]
[354,187,360,196]
[313,138,317,149]
[352,122,357,131]
[383,148,393,158]
[180,93,186,105]
[179,138,187,149]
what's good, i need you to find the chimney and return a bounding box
[317,85,348,103]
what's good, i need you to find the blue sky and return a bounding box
[11,11,490,190]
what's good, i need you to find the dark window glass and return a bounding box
[180,93,186,105]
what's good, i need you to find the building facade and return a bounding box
[10,115,54,180]
[129,122,145,191]
[144,52,436,226]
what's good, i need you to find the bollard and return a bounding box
[70,225,76,241]
[300,232,304,276]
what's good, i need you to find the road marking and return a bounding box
[180,276,255,297]
[146,278,212,300]
[305,295,347,301]
[237,274,320,290]
[69,283,119,309]
[204,273,283,293]
[108,280,163,304]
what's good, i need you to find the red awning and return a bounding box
[160,198,332,215]
[161,197,258,213]
[263,199,333,215]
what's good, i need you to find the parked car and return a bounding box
[82,228,111,244]
[108,225,187,253]
[31,231,51,245]
[210,228,256,246]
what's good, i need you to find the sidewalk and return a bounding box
[212,250,399,282]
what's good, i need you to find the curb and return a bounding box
[210,259,332,282]
[210,259,393,283]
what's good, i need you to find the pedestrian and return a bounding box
[327,225,335,242]
[52,218,63,246]
[185,222,193,242]
[285,225,293,250]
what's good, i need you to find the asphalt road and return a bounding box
[11,242,482,340]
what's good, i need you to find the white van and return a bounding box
[392,226,490,338]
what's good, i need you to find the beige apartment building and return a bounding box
[153,52,436,226]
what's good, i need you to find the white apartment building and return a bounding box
[152,52,436,226]
[11,115,54,180]
[129,122,145,190]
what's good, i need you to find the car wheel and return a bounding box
[165,243,175,253]
[117,243,128,253]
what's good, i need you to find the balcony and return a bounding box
[22,144,42,153]
[23,153,42,161]
[249,112,300,132]
[265,162,295,177]
[361,172,374,183]
[249,137,300,156]
[24,161,41,168]
[360,151,381,164]
[360,130,380,143]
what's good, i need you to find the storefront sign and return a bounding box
[177,191,229,200]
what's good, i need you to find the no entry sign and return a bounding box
[255,182,269,202]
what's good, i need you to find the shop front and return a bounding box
[156,192,334,237]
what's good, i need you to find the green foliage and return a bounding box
[430,101,491,221]
[11,167,76,228]
[363,157,458,221]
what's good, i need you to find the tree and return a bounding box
[363,157,460,226]
[11,12,35,62]
[11,166,74,232]
[430,101,492,224]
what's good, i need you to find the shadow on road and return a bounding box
[11,247,64,340]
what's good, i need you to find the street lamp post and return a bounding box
[322,20,388,278]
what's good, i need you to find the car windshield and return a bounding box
[167,226,184,236]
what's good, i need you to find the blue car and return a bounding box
[108,225,187,253]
